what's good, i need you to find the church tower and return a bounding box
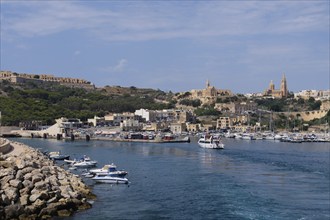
[269,80,275,91]
[206,79,210,88]
[280,73,288,97]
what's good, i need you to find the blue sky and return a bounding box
[1,1,329,93]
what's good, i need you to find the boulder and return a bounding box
[5,187,18,203]
[16,158,27,169]
[32,174,43,184]
[20,194,30,206]
[21,166,34,175]
[57,209,72,217]
[34,180,50,191]
[39,203,60,217]
[0,160,13,168]
[16,169,24,180]
[9,179,23,189]
[24,172,33,181]
[32,198,46,210]
[1,193,10,206]
[1,174,15,187]
[4,204,24,219]
[29,191,49,203]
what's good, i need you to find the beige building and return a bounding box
[143,123,161,131]
[190,80,232,104]
[186,123,200,132]
[104,112,137,125]
[199,123,216,132]
[217,115,248,129]
[264,74,288,98]
[217,117,232,129]
[294,89,330,101]
[170,123,187,134]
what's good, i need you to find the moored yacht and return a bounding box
[84,163,128,178]
[198,135,224,149]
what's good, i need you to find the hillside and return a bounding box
[0,80,174,126]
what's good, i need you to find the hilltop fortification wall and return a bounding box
[277,110,328,121]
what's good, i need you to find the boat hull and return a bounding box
[92,176,129,184]
[198,142,224,149]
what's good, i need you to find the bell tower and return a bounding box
[206,79,210,88]
[280,73,288,97]
[269,80,275,91]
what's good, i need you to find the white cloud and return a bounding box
[101,59,128,73]
[2,1,328,42]
[114,59,127,71]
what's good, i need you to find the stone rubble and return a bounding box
[0,141,95,219]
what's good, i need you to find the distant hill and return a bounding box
[0,80,175,126]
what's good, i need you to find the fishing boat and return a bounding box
[198,135,224,149]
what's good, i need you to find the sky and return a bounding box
[1,0,329,94]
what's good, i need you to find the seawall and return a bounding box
[0,139,95,219]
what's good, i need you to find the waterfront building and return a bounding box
[142,122,161,132]
[217,115,248,130]
[170,123,187,134]
[87,116,105,127]
[104,112,138,125]
[217,117,232,129]
[264,74,288,98]
[120,119,142,131]
[199,123,216,132]
[186,123,200,132]
[135,109,157,122]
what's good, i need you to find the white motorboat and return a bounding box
[92,174,129,184]
[72,155,97,168]
[87,163,128,177]
[198,135,224,149]
[82,164,128,178]
[48,151,70,160]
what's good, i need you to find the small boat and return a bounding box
[72,155,97,168]
[92,174,129,184]
[48,151,70,160]
[198,135,224,149]
[88,163,128,177]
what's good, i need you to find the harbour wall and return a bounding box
[0,139,95,219]
[0,138,12,154]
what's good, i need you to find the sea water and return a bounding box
[11,138,330,220]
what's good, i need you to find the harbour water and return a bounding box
[11,138,330,220]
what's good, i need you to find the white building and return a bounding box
[134,109,156,122]
[294,89,330,100]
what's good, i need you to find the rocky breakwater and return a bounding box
[0,141,95,219]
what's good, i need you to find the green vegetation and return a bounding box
[0,82,174,126]
[179,99,201,107]
[194,106,221,116]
